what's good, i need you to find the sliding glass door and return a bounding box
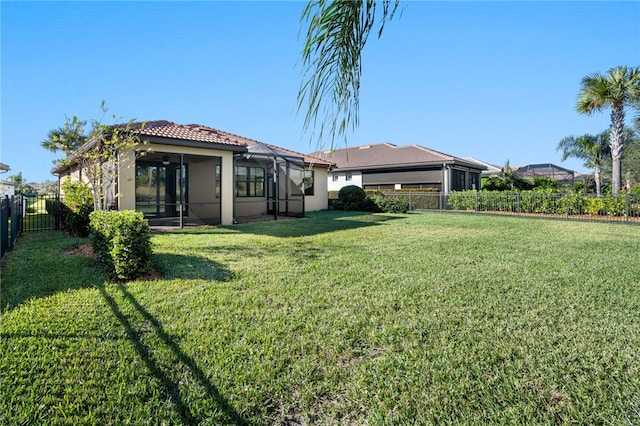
[135,161,187,218]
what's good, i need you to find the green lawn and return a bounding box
[2,211,640,424]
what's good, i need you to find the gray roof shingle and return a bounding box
[311,143,481,171]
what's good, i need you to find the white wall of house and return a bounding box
[327,171,363,192]
[0,181,16,197]
[305,166,329,211]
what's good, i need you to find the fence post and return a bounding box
[0,196,7,259]
[516,192,521,215]
[626,191,630,223]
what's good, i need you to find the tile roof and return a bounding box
[52,120,333,174]
[127,120,332,166]
[311,143,479,171]
[125,120,250,147]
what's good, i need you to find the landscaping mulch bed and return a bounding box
[63,243,163,281]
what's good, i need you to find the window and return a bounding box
[346,173,353,181]
[304,170,314,196]
[332,174,339,182]
[235,166,265,197]
[451,169,466,191]
[469,172,480,191]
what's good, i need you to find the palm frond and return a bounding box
[298,0,398,150]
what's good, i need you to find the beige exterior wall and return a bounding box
[235,198,268,218]
[188,159,221,224]
[306,165,329,211]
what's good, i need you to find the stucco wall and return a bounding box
[305,166,329,211]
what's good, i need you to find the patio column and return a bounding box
[220,153,235,225]
[118,148,136,211]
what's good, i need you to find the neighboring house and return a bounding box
[516,163,575,183]
[0,162,15,197]
[312,143,486,193]
[0,181,16,197]
[53,120,332,226]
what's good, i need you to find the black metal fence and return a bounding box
[21,194,63,232]
[1,196,23,260]
[0,194,65,260]
[381,191,640,224]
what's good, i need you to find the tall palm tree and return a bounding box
[298,0,398,149]
[576,66,640,194]
[557,132,610,196]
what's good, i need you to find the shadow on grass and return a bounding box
[154,211,407,239]
[226,211,407,238]
[0,232,107,312]
[152,253,235,281]
[100,284,247,425]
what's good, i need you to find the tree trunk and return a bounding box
[594,163,602,196]
[609,106,625,194]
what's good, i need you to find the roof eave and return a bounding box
[143,136,248,153]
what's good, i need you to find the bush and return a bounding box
[89,210,152,281]
[45,198,62,216]
[338,185,372,211]
[61,179,94,237]
[371,194,408,213]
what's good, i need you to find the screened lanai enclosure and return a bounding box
[515,163,575,183]
[134,143,306,227]
[135,152,222,227]
[234,142,306,222]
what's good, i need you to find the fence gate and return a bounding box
[20,194,63,232]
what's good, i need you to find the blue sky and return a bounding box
[2,1,639,183]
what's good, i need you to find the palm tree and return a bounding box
[298,0,398,148]
[576,66,640,194]
[557,132,610,196]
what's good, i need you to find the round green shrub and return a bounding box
[338,185,368,211]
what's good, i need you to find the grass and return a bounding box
[2,210,640,424]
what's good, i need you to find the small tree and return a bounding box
[557,132,610,196]
[6,172,35,195]
[39,180,59,196]
[42,102,147,211]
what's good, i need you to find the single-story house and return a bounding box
[311,143,486,193]
[53,120,332,226]
[515,163,575,183]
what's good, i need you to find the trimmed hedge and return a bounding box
[89,210,152,281]
[370,194,409,213]
[447,190,639,217]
